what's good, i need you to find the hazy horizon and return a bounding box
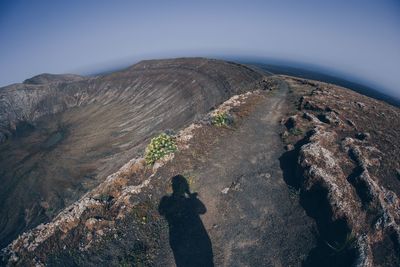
[1,0,399,98]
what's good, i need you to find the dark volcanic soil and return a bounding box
[2,79,318,266]
[0,58,264,248]
[1,58,399,267]
[156,80,316,266]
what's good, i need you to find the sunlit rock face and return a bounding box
[0,58,264,248]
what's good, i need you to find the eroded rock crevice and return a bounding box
[280,76,400,266]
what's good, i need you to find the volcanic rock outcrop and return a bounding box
[280,76,400,266]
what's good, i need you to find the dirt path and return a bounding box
[162,81,316,266]
[1,78,317,266]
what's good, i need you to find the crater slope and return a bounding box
[0,58,265,248]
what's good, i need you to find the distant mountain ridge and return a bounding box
[23,73,85,85]
[247,62,400,107]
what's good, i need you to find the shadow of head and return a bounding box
[171,174,190,197]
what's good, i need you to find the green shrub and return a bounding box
[211,112,230,126]
[145,133,177,165]
[289,127,303,136]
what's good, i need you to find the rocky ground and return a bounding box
[0,58,265,249]
[0,58,399,266]
[2,78,318,266]
[280,76,400,266]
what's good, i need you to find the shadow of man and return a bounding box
[158,175,214,267]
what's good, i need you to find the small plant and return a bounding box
[99,194,112,202]
[289,127,303,136]
[145,133,177,165]
[211,112,230,126]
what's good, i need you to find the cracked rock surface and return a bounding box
[281,76,400,266]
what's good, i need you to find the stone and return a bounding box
[221,188,230,194]
[285,144,294,151]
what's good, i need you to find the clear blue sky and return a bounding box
[0,0,399,97]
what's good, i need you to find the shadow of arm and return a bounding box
[190,193,207,214]
[158,196,169,216]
